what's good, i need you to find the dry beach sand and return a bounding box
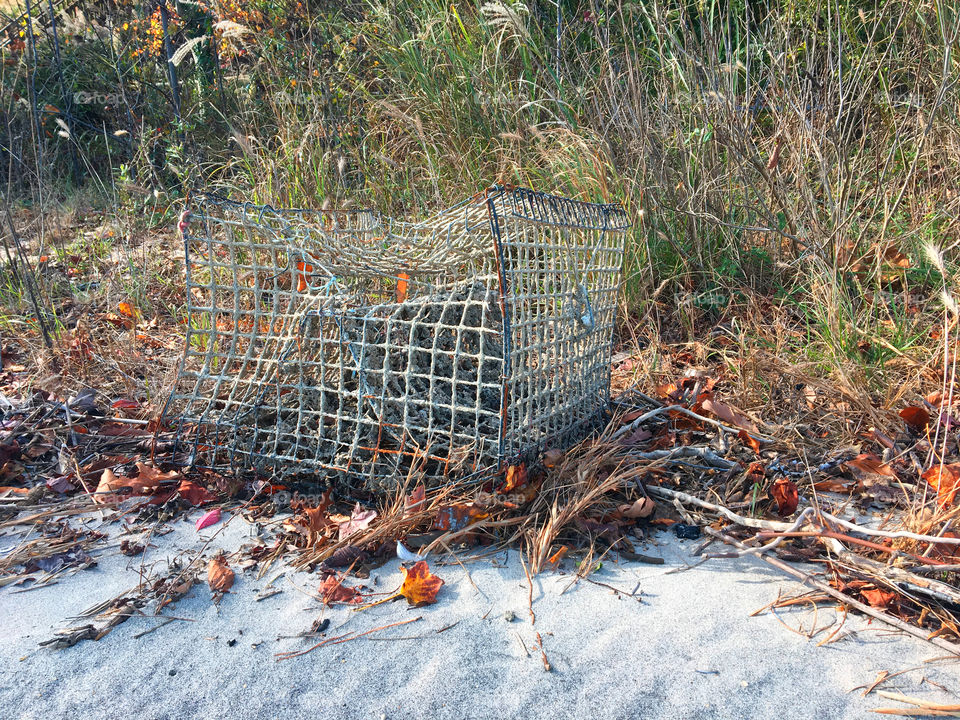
[2,508,958,720]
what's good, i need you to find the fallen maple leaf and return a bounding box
[207,554,235,593]
[291,494,335,547]
[923,464,960,508]
[399,561,444,606]
[771,478,799,516]
[319,574,363,605]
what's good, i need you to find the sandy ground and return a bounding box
[2,510,958,720]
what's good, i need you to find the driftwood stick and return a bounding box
[611,404,775,444]
[646,485,960,547]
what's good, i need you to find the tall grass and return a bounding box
[2,0,959,389]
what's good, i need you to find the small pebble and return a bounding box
[168,669,177,676]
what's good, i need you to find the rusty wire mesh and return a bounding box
[163,187,629,488]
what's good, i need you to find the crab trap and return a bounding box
[163,187,630,488]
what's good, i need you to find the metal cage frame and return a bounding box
[163,186,630,487]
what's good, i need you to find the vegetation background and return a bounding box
[1,0,958,424]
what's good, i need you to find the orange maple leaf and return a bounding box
[923,464,960,508]
[399,560,444,606]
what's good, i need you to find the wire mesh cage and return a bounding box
[163,187,630,488]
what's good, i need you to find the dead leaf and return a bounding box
[923,464,960,508]
[542,448,564,468]
[177,480,216,506]
[117,301,138,319]
[700,397,759,434]
[812,479,855,494]
[111,398,141,410]
[860,585,897,609]
[291,494,335,547]
[398,560,444,606]
[404,483,425,517]
[207,554,235,593]
[502,463,527,492]
[95,463,180,504]
[618,497,656,519]
[843,453,897,481]
[900,406,931,431]
[0,440,20,465]
[319,574,363,605]
[771,478,799,517]
[882,245,911,269]
[396,271,410,302]
[738,429,761,454]
[338,503,377,541]
[433,503,488,532]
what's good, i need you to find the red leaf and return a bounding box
[319,575,363,605]
[178,480,216,506]
[899,406,931,431]
[771,478,799,517]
